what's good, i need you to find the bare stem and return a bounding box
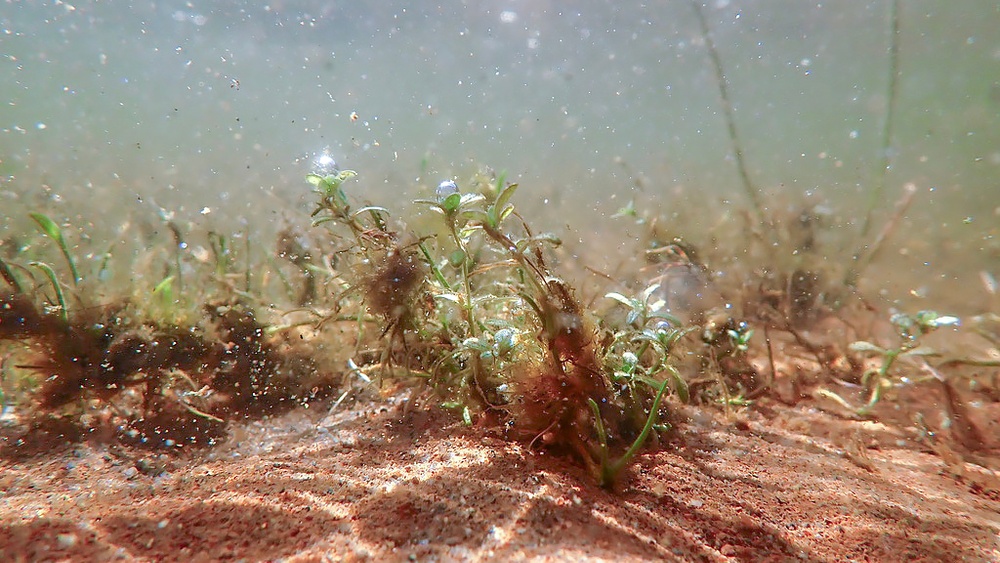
[844,182,917,288]
[861,0,901,240]
[690,1,765,226]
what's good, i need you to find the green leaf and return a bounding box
[418,241,451,290]
[415,199,447,218]
[306,170,356,198]
[448,249,466,268]
[901,346,940,357]
[0,257,23,293]
[625,309,640,325]
[601,376,671,487]
[848,341,886,355]
[494,171,508,194]
[29,261,67,324]
[486,205,499,229]
[459,193,486,208]
[459,209,490,225]
[153,275,175,294]
[530,232,562,247]
[311,216,336,227]
[605,292,636,308]
[305,173,326,187]
[29,212,62,241]
[153,275,176,309]
[668,366,690,403]
[612,200,638,219]
[815,388,858,411]
[30,212,80,285]
[494,182,518,215]
[352,206,390,218]
[497,204,515,225]
[441,192,462,214]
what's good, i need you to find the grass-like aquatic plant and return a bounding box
[0,257,24,294]
[29,212,80,286]
[28,261,68,324]
[588,376,670,487]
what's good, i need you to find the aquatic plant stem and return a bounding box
[861,0,901,240]
[168,221,185,293]
[588,375,671,487]
[0,257,23,293]
[844,182,916,288]
[418,241,451,290]
[690,1,765,226]
[29,261,68,324]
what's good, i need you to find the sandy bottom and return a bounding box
[1,390,998,563]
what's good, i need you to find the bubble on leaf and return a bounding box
[313,150,339,176]
[436,179,459,199]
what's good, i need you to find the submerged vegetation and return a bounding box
[0,2,995,489]
[0,158,996,488]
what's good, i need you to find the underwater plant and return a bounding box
[0,203,339,458]
[819,309,959,416]
[301,165,699,486]
[29,212,80,286]
[0,147,991,491]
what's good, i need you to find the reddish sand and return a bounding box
[2,390,998,562]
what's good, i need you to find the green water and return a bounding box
[1,1,998,313]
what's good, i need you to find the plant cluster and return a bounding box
[0,162,994,488]
[304,167,707,486]
[0,212,334,458]
[820,310,960,416]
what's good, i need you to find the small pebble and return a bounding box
[56,533,77,549]
[136,457,168,477]
[123,467,138,479]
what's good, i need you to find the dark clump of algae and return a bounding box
[1,156,997,487]
[1,2,999,487]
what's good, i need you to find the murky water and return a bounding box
[2,1,998,313]
[1,9,999,549]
